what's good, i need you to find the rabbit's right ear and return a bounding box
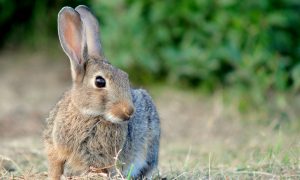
[58,7,87,82]
[75,5,105,60]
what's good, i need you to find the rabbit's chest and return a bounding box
[54,115,127,167]
[56,117,125,145]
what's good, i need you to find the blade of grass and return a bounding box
[126,164,134,180]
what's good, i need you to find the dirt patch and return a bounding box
[0,51,69,137]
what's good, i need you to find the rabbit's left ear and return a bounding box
[75,5,105,60]
[58,7,87,82]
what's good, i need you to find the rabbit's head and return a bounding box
[58,5,134,123]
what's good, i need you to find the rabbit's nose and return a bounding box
[110,101,135,121]
[122,106,134,121]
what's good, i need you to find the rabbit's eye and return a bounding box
[95,76,106,88]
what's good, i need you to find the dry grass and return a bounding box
[0,51,300,179]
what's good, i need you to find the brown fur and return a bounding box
[44,92,128,178]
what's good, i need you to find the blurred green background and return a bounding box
[1,0,300,111]
[1,1,300,178]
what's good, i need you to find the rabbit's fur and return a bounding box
[43,5,160,179]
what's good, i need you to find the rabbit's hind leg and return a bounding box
[135,139,159,179]
[142,133,160,178]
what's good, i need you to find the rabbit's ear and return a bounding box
[58,7,87,82]
[75,5,105,60]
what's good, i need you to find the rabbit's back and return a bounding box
[120,89,160,177]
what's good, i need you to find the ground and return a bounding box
[0,51,300,179]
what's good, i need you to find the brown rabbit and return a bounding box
[43,5,160,180]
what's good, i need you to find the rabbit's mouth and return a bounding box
[79,107,130,124]
[104,113,131,124]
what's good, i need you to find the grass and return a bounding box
[158,134,300,179]
[0,51,300,179]
[1,96,299,179]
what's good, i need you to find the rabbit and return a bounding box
[43,5,160,180]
